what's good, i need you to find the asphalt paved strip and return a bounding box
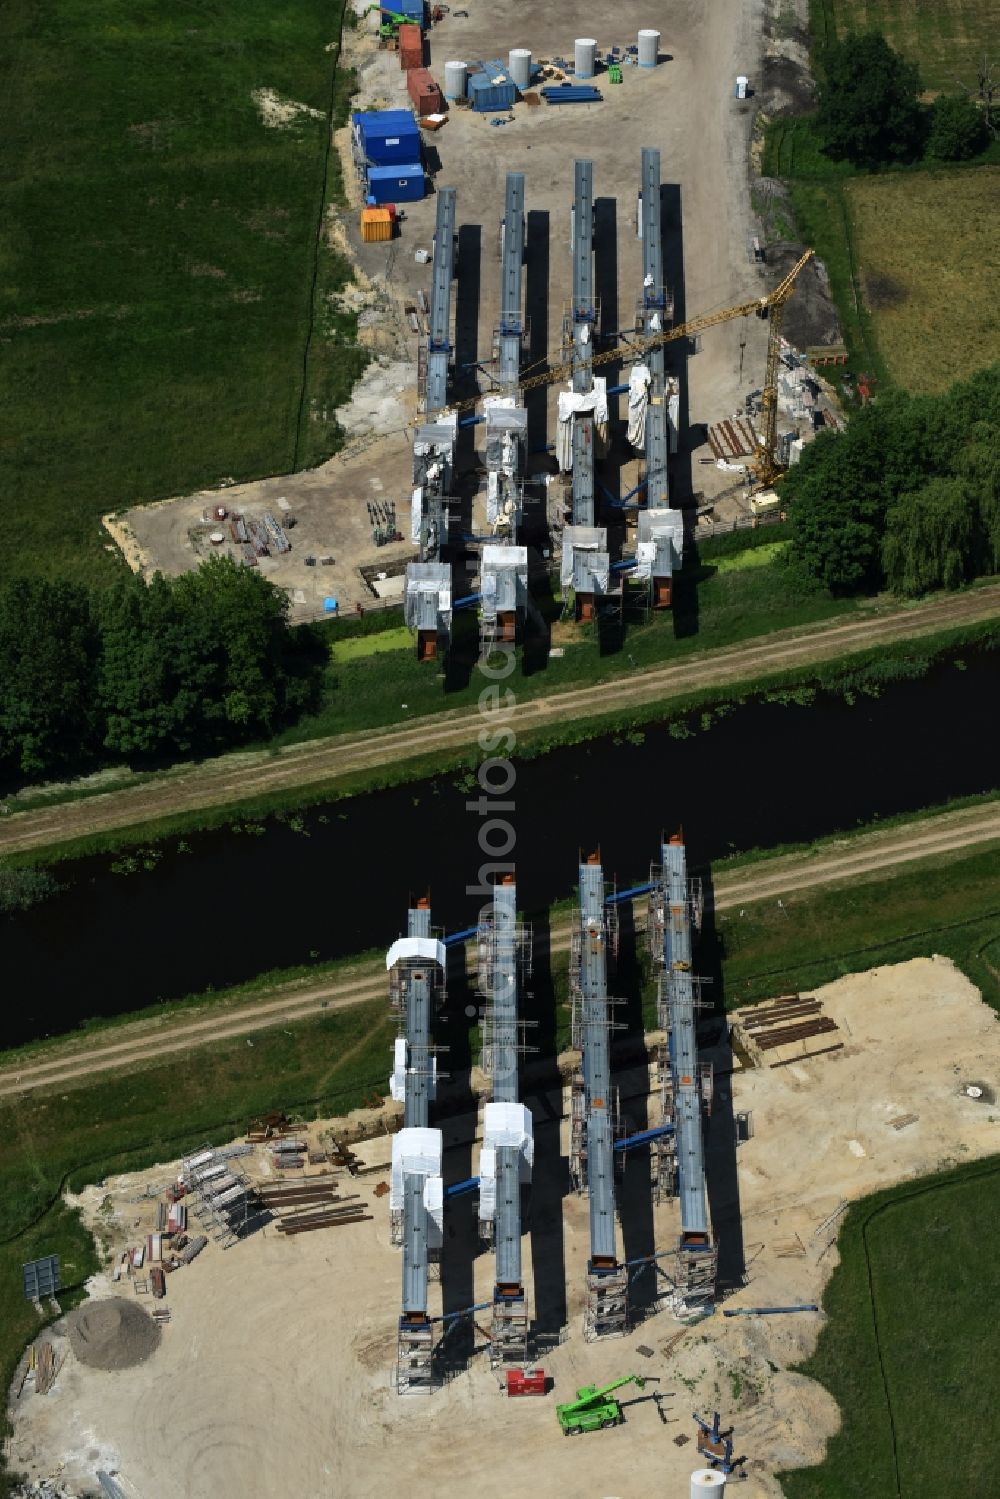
[2,804,997,1097]
[2,583,998,856]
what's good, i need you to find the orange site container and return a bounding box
[407,66,444,116]
[360,208,393,243]
[399,24,423,69]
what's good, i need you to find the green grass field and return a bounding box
[811,0,998,94]
[845,168,1000,392]
[781,1157,1000,1497]
[0,0,364,586]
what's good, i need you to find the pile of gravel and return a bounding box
[66,1297,160,1371]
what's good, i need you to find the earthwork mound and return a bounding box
[66,1297,161,1371]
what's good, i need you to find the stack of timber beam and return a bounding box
[733,993,843,1068]
[259,1174,372,1234]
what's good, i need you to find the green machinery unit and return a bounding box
[556,1375,646,1435]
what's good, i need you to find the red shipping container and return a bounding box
[506,1368,546,1396]
[407,66,443,116]
[398,24,422,69]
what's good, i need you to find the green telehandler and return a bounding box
[556,1375,646,1435]
[363,4,410,37]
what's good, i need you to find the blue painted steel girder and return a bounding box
[427,188,457,415]
[641,147,669,507]
[499,173,525,389]
[578,859,618,1265]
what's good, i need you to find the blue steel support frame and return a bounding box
[641,148,670,507]
[499,173,525,391]
[654,836,716,1306]
[579,858,617,1267]
[426,188,457,415]
[571,160,596,527]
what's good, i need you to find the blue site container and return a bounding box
[398,0,424,20]
[352,109,421,165]
[366,163,425,203]
[467,60,517,112]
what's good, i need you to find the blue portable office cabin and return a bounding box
[398,0,424,19]
[352,109,421,165]
[467,60,518,113]
[367,163,425,204]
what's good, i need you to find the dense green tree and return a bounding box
[169,555,298,740]
[0,579,100,776]
[882,477,980,595]
[816,32,923,165]
[787,361,1000,597]
[926,93,988,161]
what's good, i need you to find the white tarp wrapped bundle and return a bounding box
[635,507,684,580]
[410,486,423,545]
[390,1126,443,1210]
[389,1036,408,1103]
[484,1101,534,1181]
[385,935,447,972]
[423,1175,444,1249]
[628,364,651,447]
[556,380,611,472]
[560,525,609,589]
[478,1145,497,1221]
[667,379,680,453]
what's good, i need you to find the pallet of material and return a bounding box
[179,1235,208,1265]
[755,1017,839,1051]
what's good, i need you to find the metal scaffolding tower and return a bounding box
[388,901,447,1392]
[477,876,533,1368]
[647,835,717,1314]
[408,188,457,661]
[569,855,629,1340]
[570,159,596,527]
[639,148,672,508]
[424,188,457,417]
[498,172,526,392]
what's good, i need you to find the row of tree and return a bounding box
[785,363,1000,596]
[816,32,991,167]
[0,556,319,779]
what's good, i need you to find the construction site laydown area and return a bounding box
[109,0,840,635]
[9,943,1000,1498]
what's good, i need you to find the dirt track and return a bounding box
[3,584,998,858]
[3,802,996,1099]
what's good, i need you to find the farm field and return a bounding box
[0,0,362,587]
[782,1158,1000,1498]
[812,0,997,93]
[845,168,1000,392]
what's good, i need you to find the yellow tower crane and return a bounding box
[452,248,815,489]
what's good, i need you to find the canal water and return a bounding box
[5,650,997,1045]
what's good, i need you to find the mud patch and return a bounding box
[864,271,907,311]
[252,87,325,129]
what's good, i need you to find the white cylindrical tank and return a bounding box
[691,1471,727,1497]
[638,28,661,67]
[575,38,597,79]
[508,48,532,90]
[443,60,468,100]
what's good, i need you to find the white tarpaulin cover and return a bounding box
[478,1145,496,1221]
[556,378,610,471]
[410,486,423,544]
[628,364,651,448]
[484,1101,534,1182]
[385,936,447,972]
[389,1036,407,1102]
[390,1127,443,1210]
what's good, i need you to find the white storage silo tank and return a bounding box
[574,38,597,79]
[638,29,660,68]
[691,1471,727,1498]
[443,60,468,100]
[509,48,532,90]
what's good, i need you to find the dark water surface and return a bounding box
[5,652,997,1045]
